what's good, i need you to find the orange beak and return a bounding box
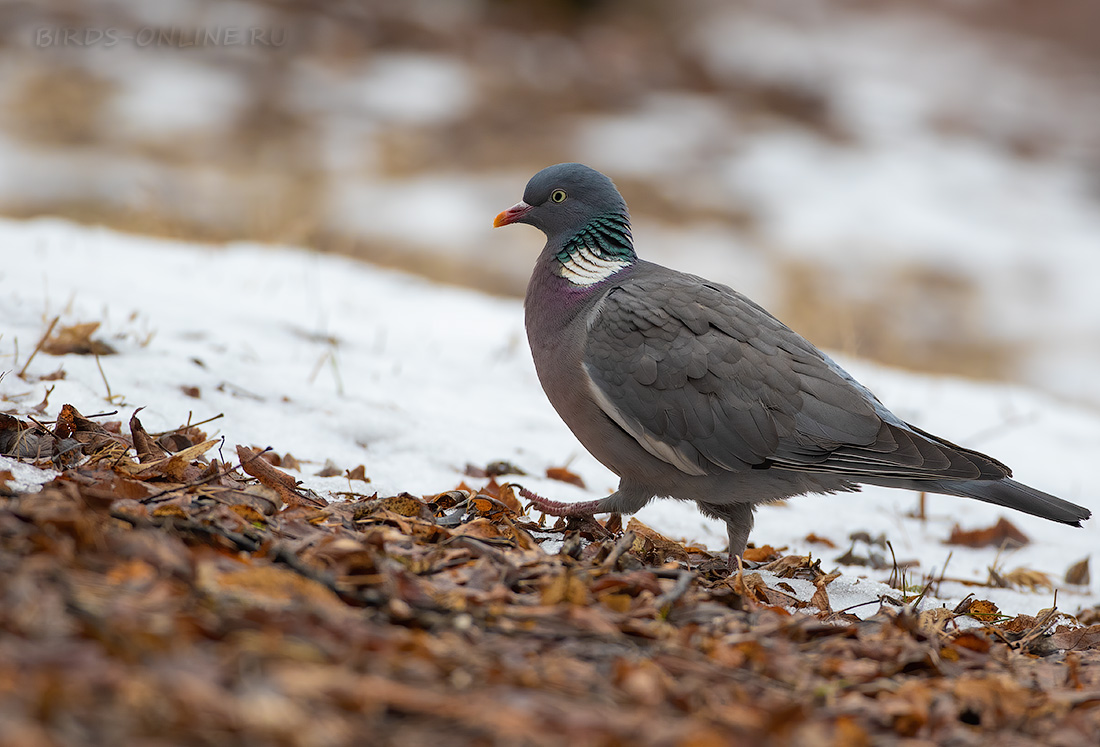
[493,201,533,228]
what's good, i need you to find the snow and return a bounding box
[289,54,475,126]
[1,216,1098,619]
[110,58,246,138]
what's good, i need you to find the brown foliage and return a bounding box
[1,403,1099,745]
[946,517,1030,548]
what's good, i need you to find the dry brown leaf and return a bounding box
[1064,556,1090,586]
[151,504,188,520]
[237,445,327,509]
[804,533,837,548]
[743,545,782,562]
[955,597,1001,622]
[229,504,266,525]
[810,582,831,613]
[0,469,16,497]
[132,439,218,482]
[541,570,589,606]
[545,465,586,489]
[1001,567,1054,592]
[917,608,955,636]
[345,464,370,483]
[760,554,813,578]
[128,410,168,464]
[315,459,342,477]
[626,517,689,563]
[40,322,117,356]
[1048,624,1100,651]
[945,517,1029,548]
[950,631,992,654]
[494,482,524,514]
[378,493,428,518]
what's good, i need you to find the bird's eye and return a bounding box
[550,189,567,203]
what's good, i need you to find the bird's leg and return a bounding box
[518,486,618,538]
[696,501,755,572]
[517,486,606,516]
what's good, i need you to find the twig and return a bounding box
[887,540,903,590]
[94,352,119,403]
[140,444,269,504]
[600,530,636,568]
[838,599,884,615]
[1012,602,1061,650]
[150,412,224,437]
[307,350,330,386]
[655,569,695,612]
[26,415,62,442]
[17,315,59,378]
[160,515,261,553]
[926,551,953,598]
[329,347,344,397]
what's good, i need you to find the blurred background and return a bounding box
[2,0,1098,408]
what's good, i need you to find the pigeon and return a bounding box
[494,162,1091,564]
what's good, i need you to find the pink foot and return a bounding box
[518,486,605,517]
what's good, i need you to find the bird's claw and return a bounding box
[517,486,605,517]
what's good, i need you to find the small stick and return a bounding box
[140,444,269,504]
[150,412,224,437]
[837,598,883,615]
[26,415,61,442]
[94,352,117,403]
[17,315,59,378]
[655,569,694,612]
[601,530,636,568]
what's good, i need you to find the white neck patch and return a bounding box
[558,244,630,286]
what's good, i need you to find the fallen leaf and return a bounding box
[129,410,168,464]
[541,570,589,606]
[238,445,327,508]
[1049,624,1100,651]
[546,465,585,489]
[1001,567,1053,592]
[955,597,1001,622]
[950,631,992,654]
[379,493,428,518]
[346,464,370,483]
[40,322,117,356]
[1064,556,1090,586]
[0,469,15,497]
[946,517,1029,548]
[315,459,342,477]
[626,517,689,563]
[743,545,782,563]
[918,608,955,636]
[804,533,837,548]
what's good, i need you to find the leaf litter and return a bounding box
[2,404,1099,745]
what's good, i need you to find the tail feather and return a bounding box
[931,478,1091,527]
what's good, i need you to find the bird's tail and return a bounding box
[930,478,1091,527]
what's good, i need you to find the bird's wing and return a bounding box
[582,268,1006,481]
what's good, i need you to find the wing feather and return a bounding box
[582,264,1006,482]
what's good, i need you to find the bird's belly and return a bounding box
[532,353,686,487]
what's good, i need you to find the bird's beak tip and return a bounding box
[494,201,532,228]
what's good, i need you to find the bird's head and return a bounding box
[494,163,629,239]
